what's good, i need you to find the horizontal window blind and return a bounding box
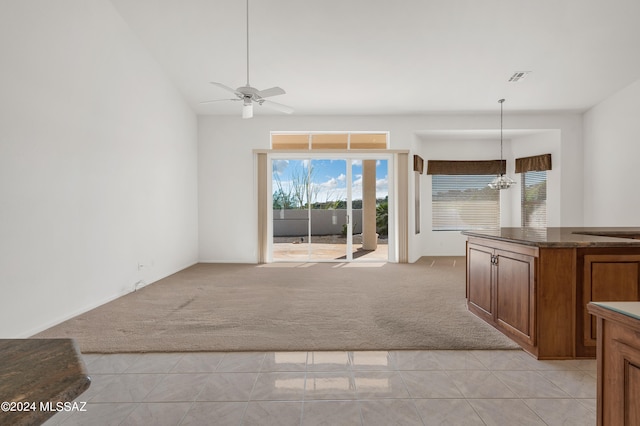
[521,170,547,227]
[432,175,500,231]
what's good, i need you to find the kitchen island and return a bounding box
[462,227,640,359]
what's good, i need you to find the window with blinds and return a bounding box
[521,170,547,227]
[432,175,500,231]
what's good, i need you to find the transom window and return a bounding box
[271,132,388,150]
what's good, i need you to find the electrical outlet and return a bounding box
[138,263,144,271]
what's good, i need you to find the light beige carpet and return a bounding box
[34,257,520,353]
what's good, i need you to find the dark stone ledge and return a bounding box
[462,227,640,248]
[0,339,90,426]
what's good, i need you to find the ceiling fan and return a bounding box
[200,0,293,119]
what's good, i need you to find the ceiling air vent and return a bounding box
[508,71,531,82]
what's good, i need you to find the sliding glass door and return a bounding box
[350,159,389,261]
[309,159,348,260]
[272,159,310,261]
[271,154,391,262]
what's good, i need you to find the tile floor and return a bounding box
[43,350,597,426]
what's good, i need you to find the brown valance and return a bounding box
[515,153,552,173]
[413,155,424,173]
[426,160,505,175]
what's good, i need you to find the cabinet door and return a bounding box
[605,339,640,425]
[628,362,640,425]
[495,250,536,346]
[583,255,640,347]
[467,243,494,323]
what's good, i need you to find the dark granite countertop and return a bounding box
[0,339,91,426]
[462,227,640,248]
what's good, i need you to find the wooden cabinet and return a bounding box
[587,302,640,426]
[465,230,640,359]
[579,253,640,357]
[467,240,536,349]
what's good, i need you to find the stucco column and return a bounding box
[361,160,378,250]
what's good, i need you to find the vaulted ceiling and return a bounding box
[110,0,640,116]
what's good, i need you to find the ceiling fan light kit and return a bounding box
[200,0,293,118]
[242,102,253,119]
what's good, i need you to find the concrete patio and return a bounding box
[272,235,388,262]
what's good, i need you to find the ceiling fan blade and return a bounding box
[260,99,294,114]
[210,82,242,97]
[199,98,241,105]
[256,86,286,98]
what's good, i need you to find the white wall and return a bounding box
[0,0,199,337]
[198,115,420,262]
[417,130,562,255]
[583,78,640,225]
[199,113,583,262]
[418,138,517,256]
[415,115,582,256]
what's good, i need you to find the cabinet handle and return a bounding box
[494,255,499,266]
[490,255,499,265]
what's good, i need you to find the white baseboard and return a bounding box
[22,260,199,338]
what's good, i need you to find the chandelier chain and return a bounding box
[499,98,505,163]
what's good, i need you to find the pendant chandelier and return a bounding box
[488,98,516,190]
